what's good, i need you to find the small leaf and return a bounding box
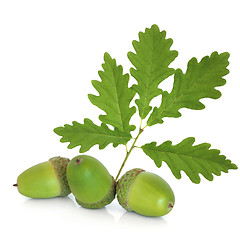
[88,53,136,133]
[147,52,229,125]
[128,24,178,119]
[141,137,237,183]
[54,118,131,153]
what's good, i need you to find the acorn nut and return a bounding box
[13,156,71,198]
[66,155,116,209]
[116,168,175,217]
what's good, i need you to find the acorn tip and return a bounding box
[168,202,173,208]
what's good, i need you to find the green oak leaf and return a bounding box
[54,118,131,153]
[128,24,178,119]
[142,137,237,183]
[88,53,136,133]
[147,52,229,126]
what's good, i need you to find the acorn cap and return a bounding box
[116,168,145,211]
[75,176,116,209]
[49,156,71,197]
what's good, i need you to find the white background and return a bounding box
[0,0,239,239]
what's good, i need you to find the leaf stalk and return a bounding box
[115,126,144,181]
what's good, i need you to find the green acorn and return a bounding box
[116,168,175,217]
[14,156,71,198]
[66,155,116,209]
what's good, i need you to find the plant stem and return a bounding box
[115,127,144,181]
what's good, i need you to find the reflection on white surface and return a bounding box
[118,211,168,226]
[20,195,116,227]
[21,195,76,209]
[117,211,170,235]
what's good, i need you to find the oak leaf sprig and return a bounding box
[54,24,237,183]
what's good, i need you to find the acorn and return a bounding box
[66,155,116,209]
[116,168,175,217]
[13,156,71,198]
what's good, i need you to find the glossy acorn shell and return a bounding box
[66,155,116,208]
[15,157,70,198]
[117,168,175,217]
